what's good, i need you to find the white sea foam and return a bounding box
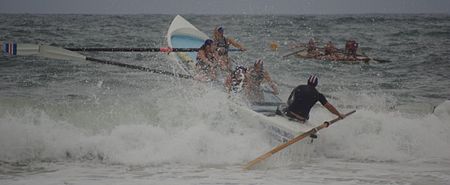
[1,89,449,166]
[313,100,450,162]
[0,86,272,165]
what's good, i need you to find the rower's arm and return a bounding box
[323,102,344,119]
[263,71,279,95]
[198,50,214,66]
[224,75,232,93]
[228,37,247,51]
[197,50,207,62]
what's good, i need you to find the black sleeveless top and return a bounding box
[286,85,328,120]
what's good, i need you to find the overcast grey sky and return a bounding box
[0,0,449,15]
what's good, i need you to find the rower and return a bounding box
[195,39,218,81]
[244,59,279,103]
[306,38,319,57]
[277,75,343,123]
[324,41,337,56]
[224,65,247,95]
[345,40,359,58]
[213,26,246,72]
[322,41,340,60]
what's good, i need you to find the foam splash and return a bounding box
[0,87,271,165]
[0,87,449,165]
[314,100,450,162]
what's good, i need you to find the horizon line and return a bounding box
[1,12,449,16]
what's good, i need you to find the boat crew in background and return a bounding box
[213,26,247,72]
[195,39,219,81]
[244,59,279,102]
[345,40,359,59]
[323,41,339,60]
[324,41,337,55]
[306,38,320,57]
[277,75,343,122]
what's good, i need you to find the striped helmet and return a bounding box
[307,75,318,87]
[234,65,247,75]
[255,59,264,66]
[217,26,224,33]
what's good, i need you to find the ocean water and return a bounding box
[1,14,450,185]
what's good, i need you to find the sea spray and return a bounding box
[0,86,272,165]
[314,101,450,162]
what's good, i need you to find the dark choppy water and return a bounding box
[1,14,449,108]
[1,14,450,185]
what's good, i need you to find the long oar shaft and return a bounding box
[65,47,243,52]
[371,58,391,63]
[243,110,356,170]
[85,57,192,79]
[282,49,305,58]
[3,42,192,79]
[66,47,193,52]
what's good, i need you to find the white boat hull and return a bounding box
[166,15,209,76]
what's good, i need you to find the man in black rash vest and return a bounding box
[277,75,343,123]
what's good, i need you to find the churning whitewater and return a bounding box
[1,14,450,185]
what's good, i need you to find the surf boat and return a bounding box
[166,15,314,142]
[295,50,370,63]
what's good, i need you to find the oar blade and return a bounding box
[2,42,39,56]
[17,43,40,56]
[2,42,86,61]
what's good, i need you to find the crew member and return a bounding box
[244,59,278,102]
[345,40,359,58]
[195,39,218,81]
[277,75,343,122]
[324,41,337,56]
[213,26,246,72]
[306,38,320,57]
[323,41,339,60]
[224,65,247,94]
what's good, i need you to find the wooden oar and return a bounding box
[281,48,306,58]
[243,110,356,170]
[2,42,192,79]
[332,49,391,63]
[64,47,243,52]
[358,50,392,63]
[371,58,391,63]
